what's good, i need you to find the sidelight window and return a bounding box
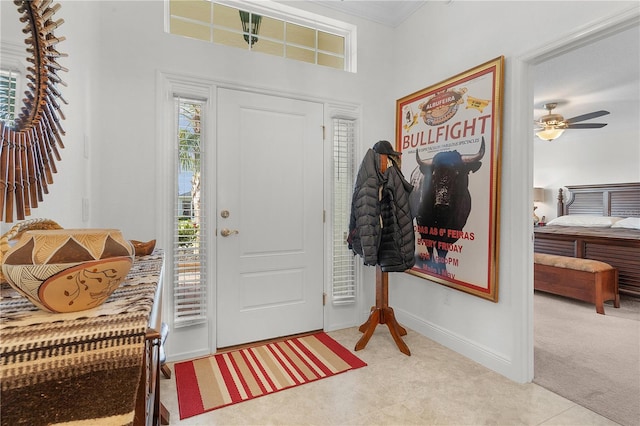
[173,97,208,327]
[331,118,357,303]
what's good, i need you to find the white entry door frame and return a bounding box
[156,73,363,361]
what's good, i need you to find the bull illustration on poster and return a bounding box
[396,56,504,302]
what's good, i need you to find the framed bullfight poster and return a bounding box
[396,56,504,302]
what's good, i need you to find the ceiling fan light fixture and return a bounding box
[536,127,565,141]
[534,102,609,140]
[540,114,565,127]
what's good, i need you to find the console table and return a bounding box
[0,250,165,426]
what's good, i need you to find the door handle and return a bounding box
[220,228,239,237]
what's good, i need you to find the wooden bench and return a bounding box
[534,253,620,315]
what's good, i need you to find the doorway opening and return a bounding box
[525,8,639,419]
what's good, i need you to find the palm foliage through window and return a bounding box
[174,98,207,326]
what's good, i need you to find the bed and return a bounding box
[533,182,640,298]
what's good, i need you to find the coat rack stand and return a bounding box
[354,265,411,356]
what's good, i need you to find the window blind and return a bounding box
[173,96,207,327]
[0,70,19,127]
[332,118,356,303]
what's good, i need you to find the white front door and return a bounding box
[216,88,324,348]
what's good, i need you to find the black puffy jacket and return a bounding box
[378,162,416,272]
[348,149,415,272]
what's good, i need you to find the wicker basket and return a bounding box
[0,218,63,283]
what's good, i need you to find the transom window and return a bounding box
[167,0,356,72]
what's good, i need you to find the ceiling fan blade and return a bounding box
[566,123,608,129]
[565,110,610,123]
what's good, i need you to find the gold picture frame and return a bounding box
[396,56,504,302]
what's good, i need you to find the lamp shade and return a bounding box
[533,187,545,202]
[536,128,565,141]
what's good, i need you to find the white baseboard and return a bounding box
[393,307,520,382]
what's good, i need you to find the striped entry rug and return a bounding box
[174,332,367,419]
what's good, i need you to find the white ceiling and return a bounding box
[307,1,428,27]
[533,25,640,135]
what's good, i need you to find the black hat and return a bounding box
[372,140,401,156]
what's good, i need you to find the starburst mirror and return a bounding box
[1,0,67,223]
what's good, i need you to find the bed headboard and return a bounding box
[557,182,640,218]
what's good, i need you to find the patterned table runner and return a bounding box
[0,250,164,426]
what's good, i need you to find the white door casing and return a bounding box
[159,74,361,361]
[215,88,324,348]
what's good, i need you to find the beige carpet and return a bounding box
[534,292,640,426]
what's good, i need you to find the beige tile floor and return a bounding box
[160,326,618,425]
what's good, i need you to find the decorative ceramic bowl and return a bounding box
[1,228,134,313]
[130,239,156,256]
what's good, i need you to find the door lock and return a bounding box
[220,228,239,237]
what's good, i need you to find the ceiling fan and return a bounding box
[534,102,610,141]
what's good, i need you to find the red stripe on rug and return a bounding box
[289,338,333,377]
[266,342,303,385]
[314,332,368,368]
[283,339,323,380]
[216,353,243,403]
[246,347,277,393]
[230,350,261,399]
[173,359,205,419]
[276,339,318,382]
[174,332,367,420]
[238,349,269,396]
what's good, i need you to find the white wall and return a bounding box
[389,1,639,382]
